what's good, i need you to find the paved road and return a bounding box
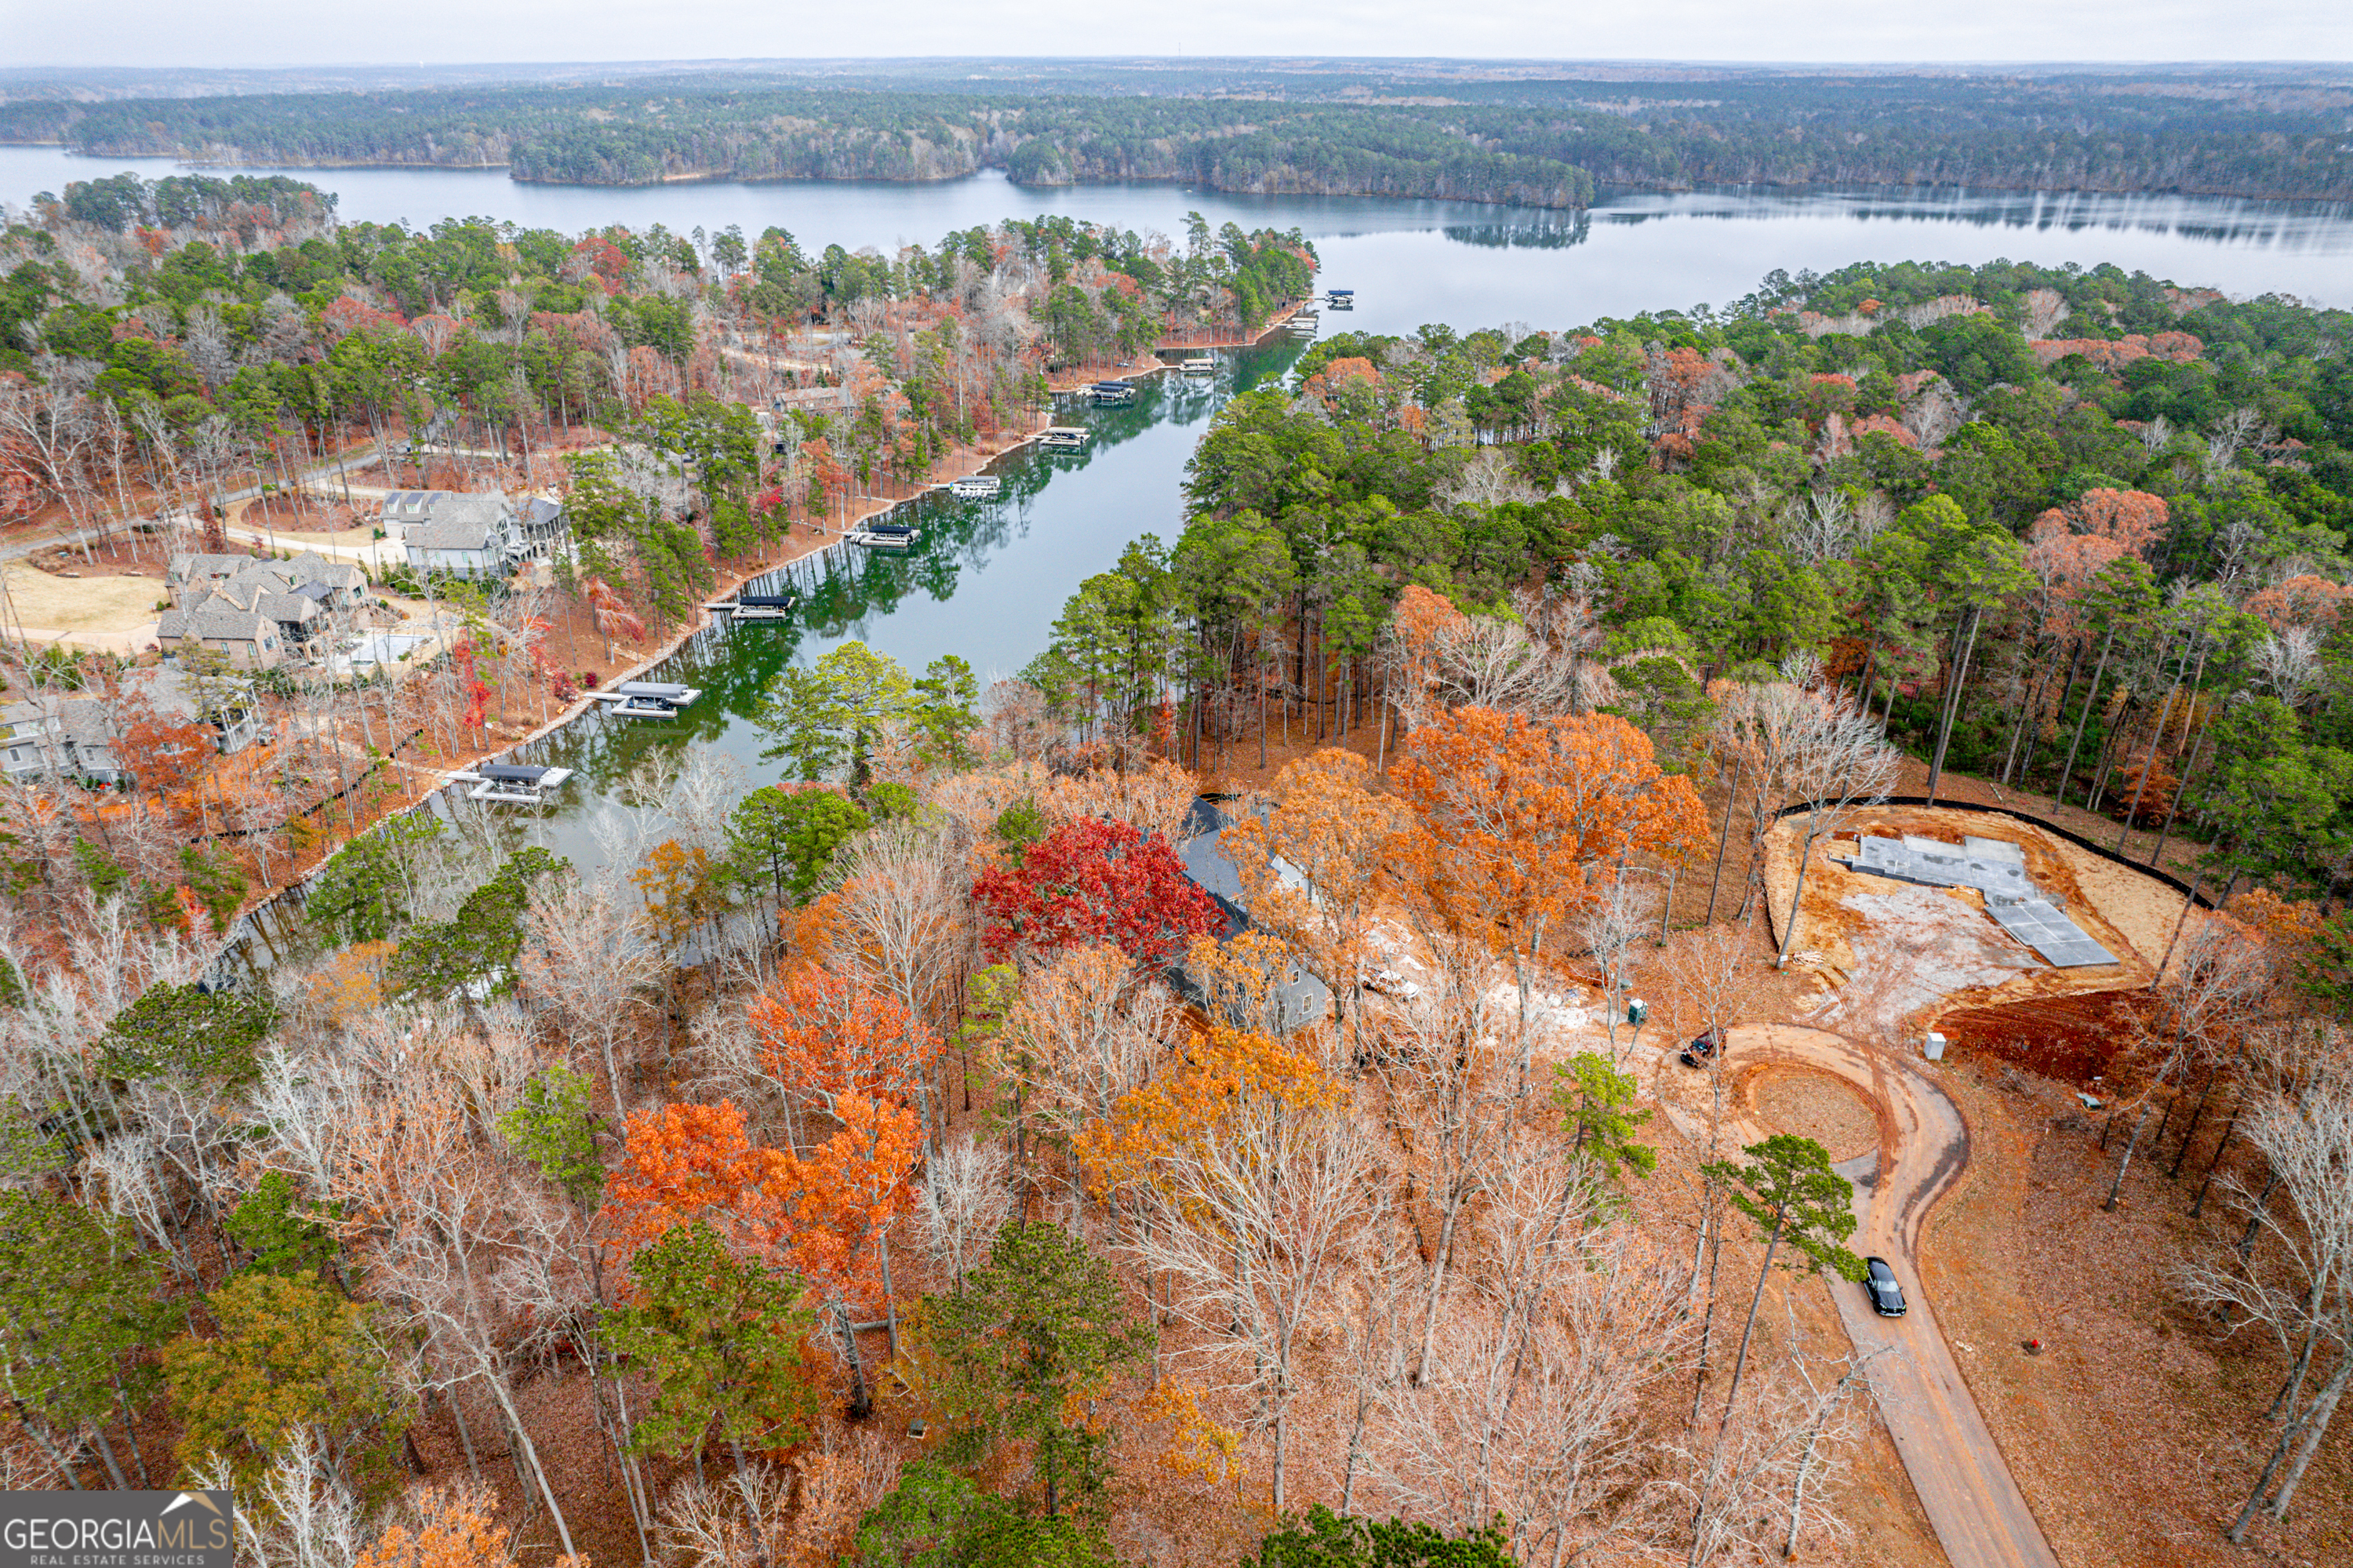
[1733,1024,2061,1568]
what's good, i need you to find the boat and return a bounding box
[726,591,799,622]
[949,475,1002,499]
[591,680,702,719]
[1038,427,1090,450]
[452,762,574,805]
[1180,356,1215,374]
[851,521,920,551]
[1088,380,1134,404]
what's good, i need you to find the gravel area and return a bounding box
[1747,1065,1878,1162]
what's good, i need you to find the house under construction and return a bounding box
[1835,833,2120,969]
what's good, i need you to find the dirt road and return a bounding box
[1734,1024,2061,1568]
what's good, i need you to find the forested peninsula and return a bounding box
[5,67,2351,203]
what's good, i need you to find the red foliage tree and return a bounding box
[971,817,1224,968]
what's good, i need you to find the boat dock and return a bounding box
[850,519,921,551]
[590,681,702,718]
[1039,427,1091,450]
[449,762,574,804]
[715,591,799,621]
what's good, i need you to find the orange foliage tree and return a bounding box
[1385,707,1708,966]
[747,967,941,1124]
[602,1101,792,1262]
[602,1094,919,1416]
[1382,585,1469,730]
[631,840,724,960]
[351,1486,529,1568]
[2245,574,2353,636]
[1076,1023,1332,1209]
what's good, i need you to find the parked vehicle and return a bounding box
[1678,1030,1722,1068]
[1864,1257,1907,1317]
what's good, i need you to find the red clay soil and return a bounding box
[1936,988,2155,1086]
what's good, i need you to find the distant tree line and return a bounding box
[9,69,2348,202]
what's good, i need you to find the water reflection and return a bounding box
[496,339,1300,829]
[1442,212,1595,249]
[1582,184,2353,252]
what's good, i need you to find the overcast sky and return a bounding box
[5,1,2350,71]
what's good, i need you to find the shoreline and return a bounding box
[188,297,1319,969]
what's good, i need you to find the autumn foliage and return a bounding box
[1077,1023,1333,1202]
[351,1487,530,1568]
[602,1097,918,1311]
[1385,707,1709,951]
[972,817,1224,968]
[748,967,940,1115]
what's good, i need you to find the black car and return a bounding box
[1678,1030,1722,1069]
[1864,1257,1907,1318]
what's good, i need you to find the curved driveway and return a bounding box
[1729,1024,2060,1568]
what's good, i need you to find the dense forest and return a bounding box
[5,65,2349,201]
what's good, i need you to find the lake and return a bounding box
[13,144,2351,904]
[6,147,2353,328]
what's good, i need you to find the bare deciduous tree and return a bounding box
[2177,1063,2353,1541]
[1129,1098,1377,1511]
[1367,1151,1689,1568]
[921,1135,1009,1292]
[520,872,663,1110]
[1769,694,1900,966]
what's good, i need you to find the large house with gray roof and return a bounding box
[0,667,265,786]
[164,550,371,662]
[155,601,285,669]
[391,491,567,579]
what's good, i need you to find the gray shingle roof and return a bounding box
[403,493,514,551]
[285,552,365,590]
[381,489,455,521]
[253,591,320,626]
[158,605,278,645]
[168,551,253,584]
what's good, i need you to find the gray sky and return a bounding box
[5,1,2350,71]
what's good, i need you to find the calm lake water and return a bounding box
[13,144,2352,900]
[7,146,2353,327]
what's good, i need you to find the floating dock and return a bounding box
[1039,427,1090,450]
[1087,380,1135,404]
[590,681,702,719]
[450,762,574,804]
[1180,356,1215,373]
[723,591,799,622]
[948,475,1002,499]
